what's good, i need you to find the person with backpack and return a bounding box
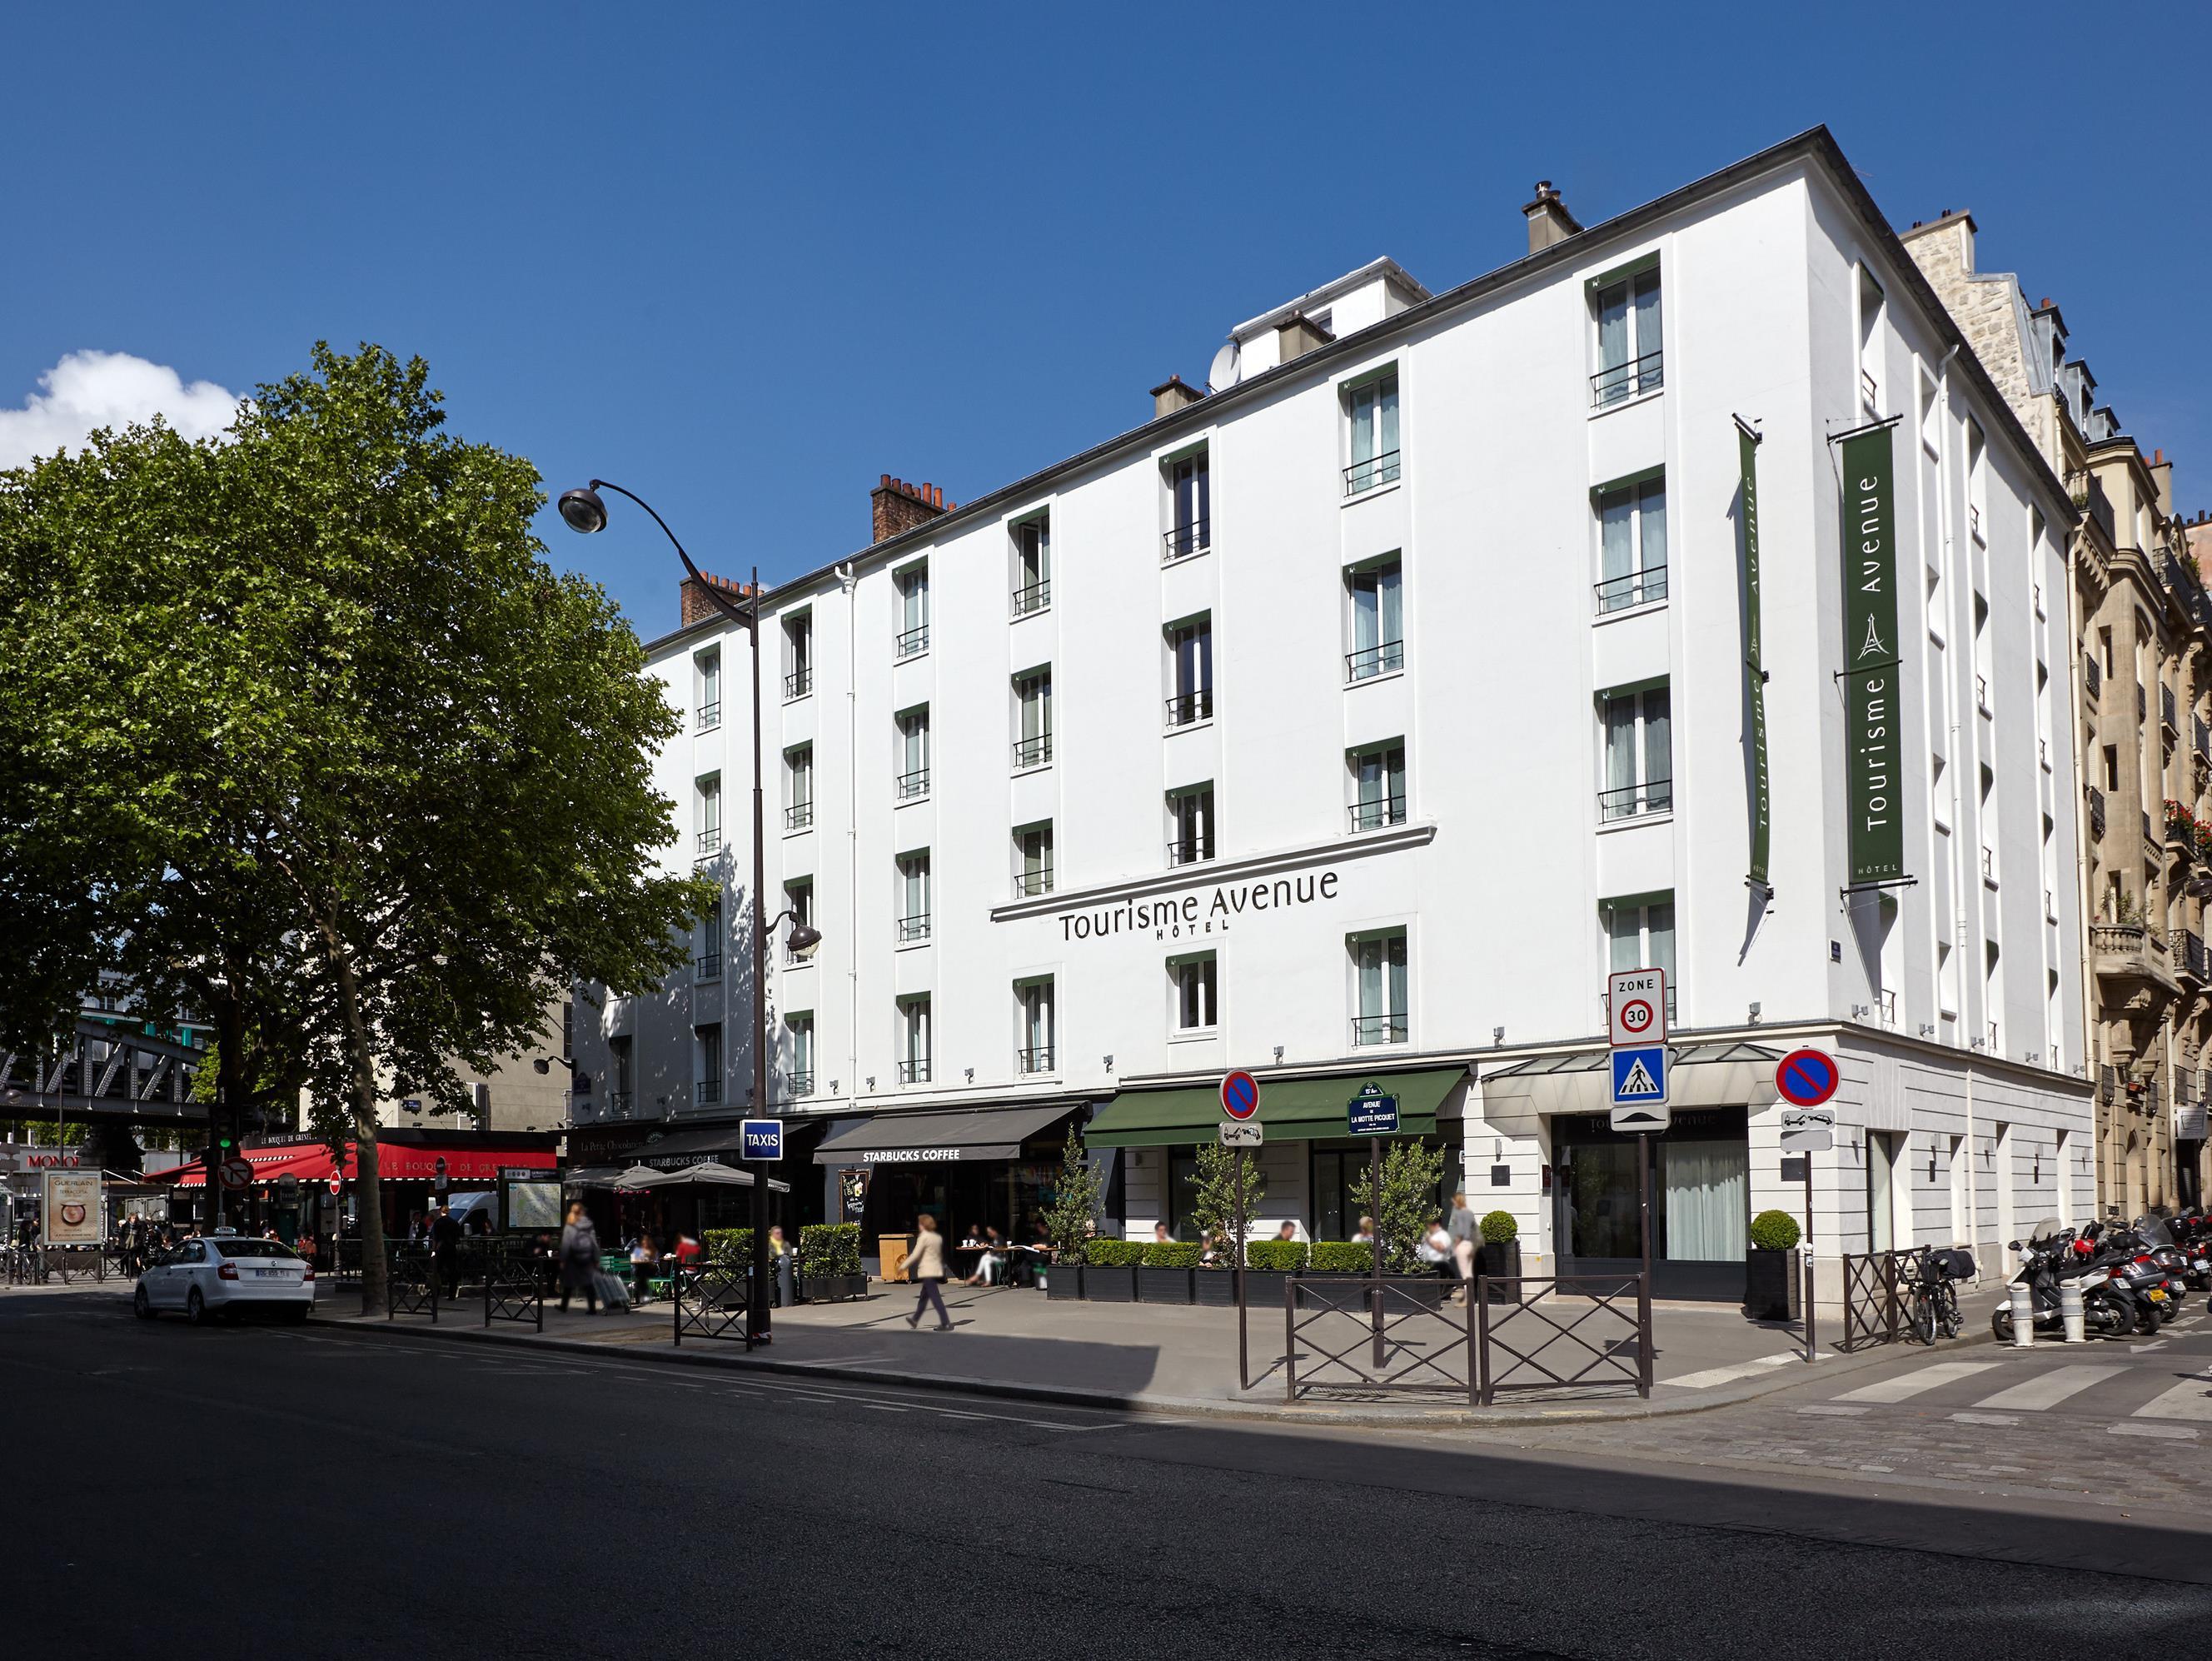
[558,1201,602,1314]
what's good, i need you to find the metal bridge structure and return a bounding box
[0,1015,211,1130]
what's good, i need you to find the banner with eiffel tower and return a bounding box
[1841,425,1906,885]
[1737,420,1769,891]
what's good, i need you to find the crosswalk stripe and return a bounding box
[2131,1368,2212,1422]
[1832,1360,2000,1404]
[1661,1352,1828,1390]
[1971,1364,2126,1411]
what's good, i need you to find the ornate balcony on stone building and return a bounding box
[2173,928,2210,985]
[2085,655,2102,702]
[2137,681,2148,724]
[2087,785,2105,841]
[2161,682,2179,741]
[2091,922,2182,1000]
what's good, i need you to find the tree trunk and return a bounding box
[212,971,245,1235]
[330,943,387,1316]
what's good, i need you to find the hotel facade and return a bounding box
[570,128,2094,1299]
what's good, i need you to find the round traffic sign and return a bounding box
[1618,997,1655,1035]
[1220,1070,1260,1121]
[1775,1048,1840,1108]
[217,1157,256,1192]
[327,1177,342,1197]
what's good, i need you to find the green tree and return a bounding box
[0,343,710,1310]
[1374,1140,1448,1274]
[1182,1140,1264,1254]
[1044,1132,1104,1263]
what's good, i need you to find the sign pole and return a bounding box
[1637,1132,1654,1387]
[1234,1145,1248,1390]
[1369,1135,1384,1369]
[1802,1149,1816,1364]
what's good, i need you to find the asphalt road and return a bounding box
[7,1290,2210,1659]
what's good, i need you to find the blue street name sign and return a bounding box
[740,1119,785,1161]
[1348,1082,1400,1137]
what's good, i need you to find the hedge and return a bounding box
[1142,1240,1200,1268]
[1243,1239,1308,1272]
[1085,1238,1147,1268]
[703,1228,752,1263]
[1749,1210,1801,1252]
[1480,1210,1518,1245]
[800,1223,861,1277]
[1308,1240,1373,1273]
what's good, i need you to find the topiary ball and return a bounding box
[1749,1209,1801,1251]
[1479,1210,1518,1245]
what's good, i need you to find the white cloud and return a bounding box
[0,350,242,469]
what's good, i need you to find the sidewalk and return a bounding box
[307,1277,1992,1426]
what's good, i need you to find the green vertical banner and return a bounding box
[1841,426,1906,885]
[1738,422,1770,890]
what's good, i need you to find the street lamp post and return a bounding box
[560,481,819,1341]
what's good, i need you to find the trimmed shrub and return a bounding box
[1243,1239,1308,1273]
[1479,1210,1517,1245]
[702,1228,752,1263]
[800,1223,860,1278]
[1085,1238,1146,1268]
[1143,1240,1200,1269]
[1308,1240,1373,1273]
[1749,1210,1801,1252]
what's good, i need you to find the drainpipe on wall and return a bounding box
[839,563,859,1132]
[1936,342,1980,1258]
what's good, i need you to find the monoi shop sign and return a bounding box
[1059,870,1342,944]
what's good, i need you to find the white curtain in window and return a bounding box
[1350,383,1377,470]
[1642,689,1671,794]
[1353,575,1380,660]
[1377,377,1398,462]
[902,860,928,921]
[1607,908,1640,974]
[1600,489,1633,587]
[1638,481,1666,572]
[1663,1142,1745,1260]
[1597,283,1628,372]
[902,714,926,774]
[1647,900,1676,983]
[1604,697,1636,794]
[1632,270,1663,363]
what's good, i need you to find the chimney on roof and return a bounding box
[680,571,755,628]
[871,475,953,545]
[1522,180,1582,253]
[1151,375,1207,419]
[1275,311,1334,367]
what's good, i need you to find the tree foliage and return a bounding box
[1182,1140,1264,1251]
[1044,1133,1104,1263]
[0,343,710,1307]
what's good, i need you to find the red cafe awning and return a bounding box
[161,1142,555,1188]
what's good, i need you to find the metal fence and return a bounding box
[475,1241,547,1330]
[1282,1276,1474,1404]
[673,1259,754,1349]
[385,1245,439,1321]
[1838,1248,1918,1352]
[1475,1274,1651,1405]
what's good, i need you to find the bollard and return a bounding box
[2058,1279,2085,1344]
[2008,1280,2035,1348]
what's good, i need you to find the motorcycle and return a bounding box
[1990,1225,2135,1342]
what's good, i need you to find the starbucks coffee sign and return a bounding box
[1060,870,1341,944]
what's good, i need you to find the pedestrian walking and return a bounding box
[904,1215,954,1330]
[430,1201,463,1299]
[1447,1192,1478,1304]
[558,1202,602,1314]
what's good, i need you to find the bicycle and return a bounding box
[1901,1246,1963,1343]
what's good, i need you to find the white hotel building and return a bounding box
[570,127,2093,1299]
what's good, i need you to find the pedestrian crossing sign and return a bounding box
[1610,1045,1669,1132]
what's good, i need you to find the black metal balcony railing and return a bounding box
[2088,785,2106,839]
[2085,656,2102,700]
[697,701,721,731]
[896,913,931,944]
[1594,566,1668,615]
[696,1080,722,1106]
[895,623,929,659]
[895,767,930,801]
[2162,683,2179,733]
[1349,796,1407,833]
[1591,350,1664,409]
[695,952,722,982]
[784,666,812,699]
[605,1090,633,1118]
[2195,716,2211,765]
[897,1060,929,1085]
[1345,640,1407,681]
[1013,733,1053,770]
[1168,835,1214,867]
[1016,1045,1054,1075]
[1598,778,1674,822]
[2194,934,2210,982]
[1163,519,1210,562]
[1015,864,1054,897]
[695,828,721,856]
[1011,580,1050,617]
[1343,449,1402,495]
[789,1071,815,1099]
[785,801,814,830]
[1165,690,1213,727]
[1351,1014,1408,1047]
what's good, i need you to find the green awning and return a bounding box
[1084,1065,1466,1149]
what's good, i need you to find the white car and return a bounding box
[134,1233,315,1324]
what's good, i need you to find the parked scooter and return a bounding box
[1990,1224,2135,1342]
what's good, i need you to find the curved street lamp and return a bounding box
[561,477,804,1342]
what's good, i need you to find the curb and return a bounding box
[301,1304,1984,1429]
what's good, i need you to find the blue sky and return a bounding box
[5,2,2208,638]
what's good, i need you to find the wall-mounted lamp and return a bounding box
[1920,1023,1936,1038]
[1104,1055,1113,1072]
[1273,1045,1284,1063]
[1492,1026,1506,1047]
[1747,1003,1762,1025]
[1851,1003,1869,1020]
[964,1068,974,1083]
[865,1075,875,1091]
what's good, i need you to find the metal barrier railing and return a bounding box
[1475,1274,1651,1404]
[476,1242,546,1330]
[1283,1276,1474,1404]
[385,1245,439,1322]
[673,1259,754,1349]
[1838,1249,1919,1352]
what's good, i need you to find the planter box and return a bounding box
[1083,1266,1138,1303]
[1295,1271,1373,1314]
[1193,1269,1238,1307]
[1043,1264,1083,1301]
[1477,1239,1522,1304]
[1241,1270,1290,1309]
[1744,1248,1798,1322]
[1136,1267,1194,1304]
[1390,1277,1448,1311]
[799,1273,867,1304]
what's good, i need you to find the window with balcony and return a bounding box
[1346,556,1404,681]
[1967,421,1987,545]
[696,900,723,983]
[1344,372,1400,494]
[784,611,813,699]
[695,773,722,858]
[1351,930,1407,1046]
[787,1013,815,1098]
[1599,686,1671,821]
[607,1035,634,1118]
[1166,616,1213,726]
[895,562,930,658]
[694,1022,723,1107]
[1592,265,1662,407]
[1172,951,1218,1034]
[1168,783,1215,866]
[695,647,721,731]
[1856,267,1884,414]
[898,995,931,1085]
[897,850,931,944]
[1604,895,1677,1019]
[783,879,814,963]
[1017,978,1055,1074]
[784,745,814,830]
[1012,514,1051,616]
[896,706,930,801]
[1014,822,1054,896]
[1164,449,1210,561]
[1014,668,1053,769]
[1595,476,1667,613]
[1348,742,1407,832]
